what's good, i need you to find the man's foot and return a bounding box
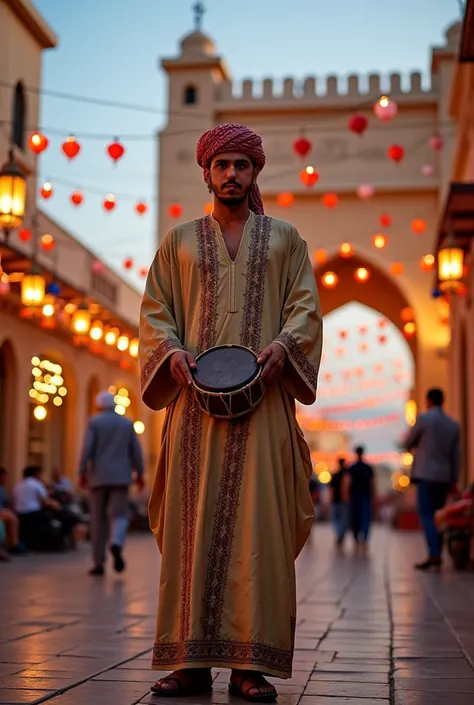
[229,670,277,702]
[414,557,442,571]
[151,668,212,696]
[88,566,104,576]
[110,544,125,573]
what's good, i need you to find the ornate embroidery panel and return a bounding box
[141,337,183,391]
[275,331,318,391]
[179,217,219,641]
[152,639,292,676]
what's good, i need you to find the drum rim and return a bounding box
[192,344,261,394]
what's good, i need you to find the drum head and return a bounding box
[193,346,259,393]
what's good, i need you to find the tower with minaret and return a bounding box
[157,4,230,240]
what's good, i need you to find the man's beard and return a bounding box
[210,180,251,207]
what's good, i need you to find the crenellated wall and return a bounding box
[216,71,436,105]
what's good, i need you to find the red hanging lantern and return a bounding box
[18,228,31,242]
[135,201,147,215]
[379,214,392,228]
[357,183,374,200]
[28,132,49,155]
[322,192,339,209]
[300,167,319,187]
[103,194,116,212]
[390,262,404,276]
[411,218,426,234]
[40,182,53,199]
[70,190,84,206]
[348,113,368,136]
[374,96,398,121]
[92,260,105,274]
[169,203,182,219]
[387,144,404,163]
[123,257,134,270]
[293,136,312,158]
[61,135,81,161]
[107,138,125,164]
[139,267,149,278]
[429,135,444,152]
[41,234,55,252]
[277,192,294,208]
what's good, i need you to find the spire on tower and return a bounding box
[192,2,205,30]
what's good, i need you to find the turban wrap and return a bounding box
[196,123,266,215]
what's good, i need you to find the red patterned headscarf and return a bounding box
[196,123,266,215]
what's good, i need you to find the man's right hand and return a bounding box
[170,351,197,387]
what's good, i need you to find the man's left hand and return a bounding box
[257,343,286,386]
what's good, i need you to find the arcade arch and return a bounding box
[26,350,77,482]
[0,340,18,471]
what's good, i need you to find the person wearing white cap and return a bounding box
[79,390,145,576]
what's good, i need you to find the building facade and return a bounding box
[435,0,474,486]
[157,20,462,415]
[0,0,156,486]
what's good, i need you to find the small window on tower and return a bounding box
[184,85,198,106]
[12,82,27,150]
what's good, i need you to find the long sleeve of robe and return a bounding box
[139,212,323,679]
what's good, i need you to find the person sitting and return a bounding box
[13,466,64,550]
[0,467,27,555]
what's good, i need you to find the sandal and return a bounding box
[151,669,213,698]
[229,673,277,703]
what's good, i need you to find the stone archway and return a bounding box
[0,340,18,473]
[314,252,418,398]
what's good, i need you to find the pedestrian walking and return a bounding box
[404,387,460,571]
[348,446,375,551]
[330,457,349,547]
[139,123,322,699]
[78,390,145,576]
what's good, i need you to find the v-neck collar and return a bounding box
[210,211,255,264]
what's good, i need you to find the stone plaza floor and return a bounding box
[1,525,474,705]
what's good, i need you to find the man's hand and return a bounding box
[78,474,88,490]
[257,343,286,386]
[170,351,197,387]
[136,475,145,492]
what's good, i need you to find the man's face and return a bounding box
[206,152,254,207]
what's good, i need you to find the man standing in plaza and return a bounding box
[348,446,375,551]
[140,123,322,700]
[404,388,460,571]
[79,390,145,576]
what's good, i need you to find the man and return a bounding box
[0,467,26,555]
[348,446,375,550]
[140,123,322,700]
[330,457,349,547]
[404,387,460,571]
[78,390,145,576]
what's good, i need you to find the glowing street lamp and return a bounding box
[438,233,464,294]
[0,151,26,239]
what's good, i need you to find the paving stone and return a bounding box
[395,678,474,693]
[301,698,389,705]
[0,691,55,704]
[395,692,474,705]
